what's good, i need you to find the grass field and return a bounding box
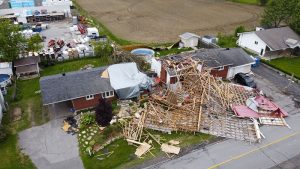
[267,57,300,79]
[0,57,109,169]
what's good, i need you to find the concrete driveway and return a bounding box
[19,102,84,169]
[146,64,300,169]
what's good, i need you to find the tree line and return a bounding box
[0,19,43,62]
[261,0,300,33]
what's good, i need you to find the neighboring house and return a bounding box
[14,56,40,79]
[158,48,255,85]
[179,32,201,48]
[237,27,300,57]
[40,67,114,111]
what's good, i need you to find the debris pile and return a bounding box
[122,57,289,152]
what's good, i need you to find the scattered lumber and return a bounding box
[161,143,180,155]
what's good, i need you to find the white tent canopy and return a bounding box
[108,62,152,99]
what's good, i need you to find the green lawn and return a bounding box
[217,34,238,48]
[80,127,213,169]
[228,0,259,5]
[0,57,110,169]
[156,48,193,57]
[267,57,300,79]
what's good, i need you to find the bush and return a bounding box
[217,33,238,48]
[234,26,246,37]
[80,114,95,128]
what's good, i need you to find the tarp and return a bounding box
[108,62,152,99]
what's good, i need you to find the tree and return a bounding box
[290,2,300,34]
[0,19,26,61]
[27,34,43,52]
[258,0,269,6]
[234,26,246,37]
[95,98,113,127]
[261,0,297,28]
[92,41,113,58]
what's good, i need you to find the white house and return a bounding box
[179,32,200,48]
[237,27,300,57]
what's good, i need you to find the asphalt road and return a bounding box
[252,63,300,100]
[146,64,300,169]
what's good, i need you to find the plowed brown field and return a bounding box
[77,0,262,43]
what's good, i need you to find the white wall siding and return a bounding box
[237,33,268,56]
[227,64,253,79]
[151,58,161,77]
[181,37,198,48]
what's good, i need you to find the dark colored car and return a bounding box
[234,73,257,88]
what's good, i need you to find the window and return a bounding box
[85,94,94,100]
[254,41,258,45]
[218,66,224,71]
[101,91,114,98]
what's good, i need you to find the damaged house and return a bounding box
[40,63,152,111]
[155,48,255,86]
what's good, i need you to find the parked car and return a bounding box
[234,73,256,88]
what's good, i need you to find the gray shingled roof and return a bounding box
[192,48,254,68]
[40,67,113,105]
[164,48,254,76]
[14,56,40,67]
[255,27,300,50]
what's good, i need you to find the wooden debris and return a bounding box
[169,140,180,145]
[135,143,151,157]
[12,107,22,122]
[161,143,180,155]
[62,121,71,132]
[259,117,290,128]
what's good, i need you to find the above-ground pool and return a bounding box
[0,74,10,83]
[131,48,155,63]
[131,48,155,56]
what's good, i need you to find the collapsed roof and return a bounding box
[163,48,255,76]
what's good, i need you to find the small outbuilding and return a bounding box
[14,56,40,79]
[179,32,201,48]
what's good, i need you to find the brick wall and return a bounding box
[210,66,229,78]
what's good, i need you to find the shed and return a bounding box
[179,32,200,48]
[14,56,40,79]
